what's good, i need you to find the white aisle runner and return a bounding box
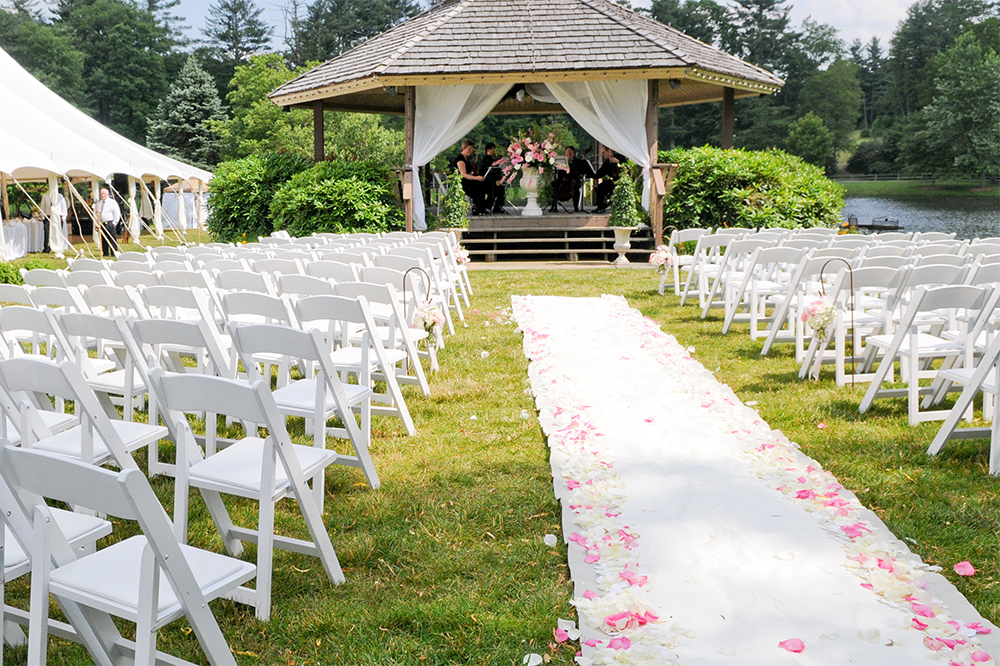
[513,295,997,666]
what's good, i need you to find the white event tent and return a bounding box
[0,46,212,257]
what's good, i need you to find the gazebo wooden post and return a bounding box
[646,79,662,246]
[403,86,415,233]
[313,100,325,162]
[721,87,735,149]
[0,172,9,220]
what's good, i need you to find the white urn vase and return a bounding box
[611,227,635,266]
[519,167,543,217]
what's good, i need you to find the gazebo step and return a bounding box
[459,226,653,262]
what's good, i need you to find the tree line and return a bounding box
[0,0,996,182]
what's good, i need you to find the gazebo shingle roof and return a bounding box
[269,0,782,112]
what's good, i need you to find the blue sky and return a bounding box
[173,0,913,55]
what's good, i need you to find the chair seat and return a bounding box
[938,367,999,394]
[272,379,372,417]
[189,437,339,496]
[866,332,965,357]
[4,508,112,577]
[4,409,77,446]
[329,346,407,370]
[49,535,255,621]
[32,420,169,463]
[85,368,147,394]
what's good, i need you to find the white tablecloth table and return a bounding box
[2,221,28,259]
[26,219,44,253]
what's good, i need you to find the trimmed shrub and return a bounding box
[439,169,470,228]
[270,159,403,236]
[659,146,845,229]
[0,262,21,285]
[207,151,312,243]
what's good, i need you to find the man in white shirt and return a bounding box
[96,188,121,257]
[39,188,68,254]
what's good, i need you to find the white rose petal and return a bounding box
[470,415,478,420]
[521,409,531,419]
[523,654,543,666]
[481,351,490,358]
[858,628,880,643]
[544,534,558,547]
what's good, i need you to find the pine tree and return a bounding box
[147,57,226,168]
[202,0,272,61]
[608,167,642,228]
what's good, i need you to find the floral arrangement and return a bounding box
[499,131,567,185]
[415,301,444,336]
[453,246,470,266]
[801,297,836,380]
[647,245,673,275]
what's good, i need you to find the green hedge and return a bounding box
[206,152,312,243]
[270,160,403,236]
[659,146,845,229]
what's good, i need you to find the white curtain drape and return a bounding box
[544,80,652,210]
[412,83,512,229]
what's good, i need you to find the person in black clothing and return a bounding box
[450,139,487,215]
[550,146,592,212]
[479,142,506,214]
[593,146,625,213]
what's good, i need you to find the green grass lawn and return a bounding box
[3,260,997,665]
[840,179,1000,198]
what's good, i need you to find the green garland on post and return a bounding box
[440,169,471,228]
[607,165,642,228]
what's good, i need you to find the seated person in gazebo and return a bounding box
[593,146,625,213]
[451,139,487,215]
[479,142,506,214]
[550,146,592,212]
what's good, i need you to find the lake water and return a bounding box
[842,197,1000,240]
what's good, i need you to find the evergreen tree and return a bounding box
[608,167,642,228]
[147,57,226,168]
[440,169,470,228]
[785,112,835,170]
[296,0,420,63]
[202,0,272,61]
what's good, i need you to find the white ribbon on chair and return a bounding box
[543,80,652,210]
[412,83,512,230]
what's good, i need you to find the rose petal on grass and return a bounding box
[523,654,542,666]
[554,628,569,642]
[543,534,558,547]
[778,638,805,653]
[817,423,829,429]
[954,561,976,576]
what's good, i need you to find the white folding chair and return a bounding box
[19,268,65,288]
[295,295,416,436]
[63,270,112,288]
[306,259,360,283]
[0,444,255,666]
[859,285,990,424]
[227,322,376,491]
[658,227,709,295]
[147,369,345,621]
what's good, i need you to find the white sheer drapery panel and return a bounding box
[544,80,652,210]
[46,173,67,256]
[412,83,512,229]
[127,176,140,240]
[524,83,559,104]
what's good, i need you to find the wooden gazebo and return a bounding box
[269,0,783,242]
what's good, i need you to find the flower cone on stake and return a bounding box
[802,297,836,381]
[415,301,445,372]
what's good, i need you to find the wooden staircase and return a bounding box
[456,212,654,263]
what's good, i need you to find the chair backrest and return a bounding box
[325,251,373,267]
[670,228,710,246]
[252,257,304,276]
[116,251,149,264]
[358,265,409,292]
[221,291,296,326]
[306,260,358,283]
[373,254,425,273]
[67,258,106,272]
[64,270,112,288]
[858,255,909,270]
[199,258,246,273]
[151,260,192,273]
[215,269,274,295]
[911,244,959,258]
[913,253,968,267]
[295,293,372,329]
[113,271,160,289]
[780,238,824,250]
[828,236,873,249]
[81,284,149,318]
[798,226,838,235]
[810,247,858,260]
[149,246,185,258]
[870,231,912,242]
[20,268,65,287]
[899,262,969,292]
[861,245,908,259]
[908,284,988,318]
[0,284,34,306]
[157,268,214,290]
[131,317,233,378]
[184,246,220,257]
[915,231,957,242]
[276,273,336,298]
[28,285,89,313]
[107,260,152,273]
[139,285,216,324]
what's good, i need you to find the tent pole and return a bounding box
[197,180,204,244]
[127,176,140,244]
[177,179,187,236]
[153,178,163,240]
[404,86,415,233]
[90,179,100,248]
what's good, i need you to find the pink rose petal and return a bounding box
[965,622,991,635]
[583,589,599,601]
[954,561,976,576]
[912,618,929,630]
[554,628,569,642]
[972,651,992,662]
[778,638,805,653]
[817,423,828,429]
[583,639,602,647]
[912,602,936,618]
[608,637,631,650]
